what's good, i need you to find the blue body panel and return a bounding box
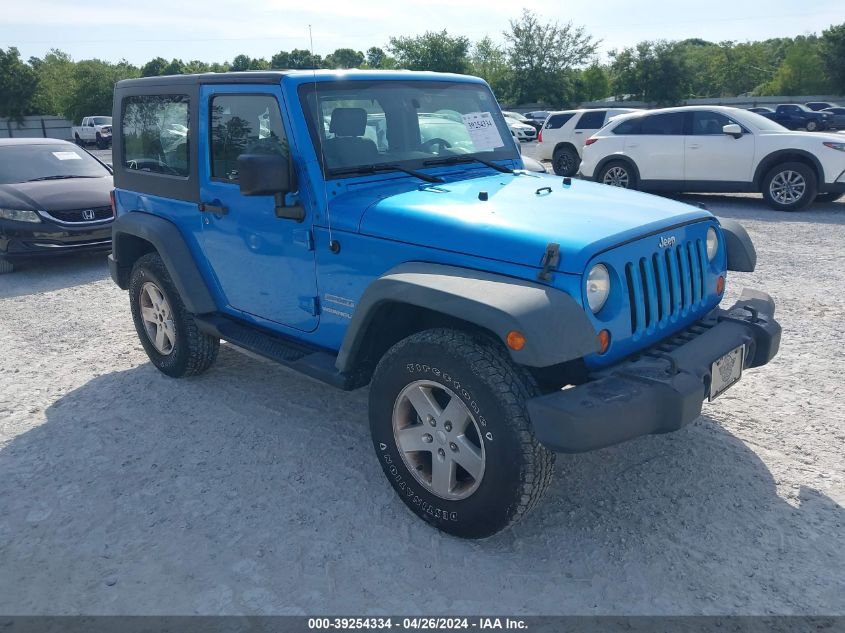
[197,83,319,331]
[114,70,728,370]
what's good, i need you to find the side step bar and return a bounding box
[194,314,355,390]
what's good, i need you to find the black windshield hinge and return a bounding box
[537,242,560,282]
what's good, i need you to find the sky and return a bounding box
[2,0,842,66]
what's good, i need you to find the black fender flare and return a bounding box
[718,218,756,272]
[110,212,217,314]
[335,262,599,372]
[753,149,825,188]
[594,155,641,184]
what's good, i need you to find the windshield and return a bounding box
[92,117,112,125]
[0,144,109,184]
[298,80,518,177]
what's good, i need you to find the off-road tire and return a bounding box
[74,133,83,146]
[369,328,555,538]
[129,252,219,378]
[597,160,637,190]
[0,258,13,274]
[761,161,817,211]
[815,191,844,204]
[552,146,579,177]
[96,132,107,149]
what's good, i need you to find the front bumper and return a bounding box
[1,220,111,260]
[527,288,781,453]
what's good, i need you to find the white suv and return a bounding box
[580,106,845,211]
[536,108,638,176]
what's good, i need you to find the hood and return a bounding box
[0,176,113,212]
[759,130,845,144]
[357,172,712,274]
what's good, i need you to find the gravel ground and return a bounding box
[0,173,843,615]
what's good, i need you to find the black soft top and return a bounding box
[115,71,292,90]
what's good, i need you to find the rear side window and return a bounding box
[544,113,575,129]
[612,118,642,135]
[210,94,288,182]
[122,95,190,177]
[575,111,606,129]
[639,112,685,135]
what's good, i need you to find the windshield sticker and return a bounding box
[52,151,82,161]
[461,112,503,150]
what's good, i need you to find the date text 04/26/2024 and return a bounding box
[307,617,528,630]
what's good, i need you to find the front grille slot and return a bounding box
[624,235,710,335]
[42,205,113,224]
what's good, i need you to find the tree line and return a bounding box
[1,13,843,123]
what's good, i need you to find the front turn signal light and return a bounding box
[506,330,526,351]
[716,275,725,295]
[597,329,611,354]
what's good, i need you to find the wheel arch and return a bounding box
[552,142,578,158]
[595,154,641,183]
[754,150,825,189]
[336,262,599,381]
[110,212,217,314]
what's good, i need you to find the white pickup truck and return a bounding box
[72,116,113,149]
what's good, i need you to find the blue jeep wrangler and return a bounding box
[109,71,781,538]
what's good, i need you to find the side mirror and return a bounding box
[237,153,304,221]
[723,123,742,138]
[237,153,291,196]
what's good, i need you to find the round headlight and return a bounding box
[706,227,719,261]
[586,264,610,313]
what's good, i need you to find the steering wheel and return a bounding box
[420,137,452,154]
[127,158,180,176]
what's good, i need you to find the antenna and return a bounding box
[309,25,336,252]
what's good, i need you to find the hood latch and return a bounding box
[537,242,560,282]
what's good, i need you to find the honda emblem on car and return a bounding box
[82,209,96,221]
[658,235,676,248]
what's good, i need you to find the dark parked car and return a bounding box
[747,107,774,114]
[502,110,542,132]
[805,101,840,112]
[822,107,845,129]
[758,104,833,131]
[0,139,114,273]
[523,110,550,126]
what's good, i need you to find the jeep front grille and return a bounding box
[624,238,708,335]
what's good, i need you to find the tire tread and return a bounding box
[372,328,555,534]
[130,252,219,377]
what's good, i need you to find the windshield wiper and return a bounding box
[26,175,99,182]
[423,154,513,174]
[328,163,444,184]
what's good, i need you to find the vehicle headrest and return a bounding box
[329,108,367,137]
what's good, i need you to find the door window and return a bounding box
[575,111,606,129]
[210,94,287,182]
[690,111,747,135]
[639,112,685,135]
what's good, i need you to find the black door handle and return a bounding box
[198,202,228,215]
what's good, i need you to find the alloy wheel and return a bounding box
[139,281,176,355]
[392,380,486,500]
[603,166,630,188]
[769,170,806,205]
